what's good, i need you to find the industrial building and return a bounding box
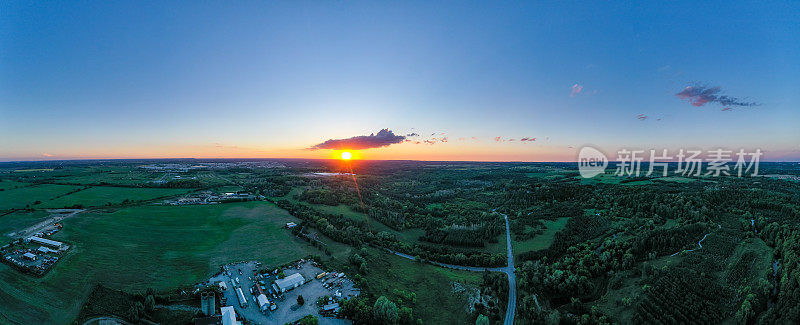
[37,246,57,254]
[22,252,37,261]
[257,294,269,312]
[220,306,239,325]
[274,273,305,292]
[27,236,64,249]
[200,292,215,316]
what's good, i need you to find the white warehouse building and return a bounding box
[274,273,305,293]
[27,236,64,249]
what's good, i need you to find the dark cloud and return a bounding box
[309,129,405,150]
[520,137,536,142]
[676,85,759,107]
[637,114,648,121]
[406,133,419,137]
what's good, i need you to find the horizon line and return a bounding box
[1,157,799,164]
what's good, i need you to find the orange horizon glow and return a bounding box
[5,141,798,163]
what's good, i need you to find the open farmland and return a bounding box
[0,210,51,244]
[0,183,84,210]
[0,202,323,324]
[42,186,192,208]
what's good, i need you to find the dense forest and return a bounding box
[255,161,800,324]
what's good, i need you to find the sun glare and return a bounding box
[341,151,352,160]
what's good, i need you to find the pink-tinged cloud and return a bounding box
[570,84,583,97]
[42,153,54,157]
[676,85,758,107]
[637,114,648,120]
[417,136,448,145]
[722,107,732,111]
[309,129,405,150]
[520,137,536,142]
[494,136,502,142]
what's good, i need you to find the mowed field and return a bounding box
[0,202,323,324]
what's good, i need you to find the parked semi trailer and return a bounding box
[236,287,248,308]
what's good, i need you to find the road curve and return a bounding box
[389,211,517,325]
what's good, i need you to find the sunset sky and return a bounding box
[1,1,799,162]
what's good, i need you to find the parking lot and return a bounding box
[208,260,359,325]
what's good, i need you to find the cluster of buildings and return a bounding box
[195,263,309,325]
[1,236,68,276]
[165,192,259,206]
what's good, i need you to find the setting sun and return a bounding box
[341,151,352,160]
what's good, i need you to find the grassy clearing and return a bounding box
[485,231,508,255]
[362,247,483,324]
[0,184,84,210]
[0,202,324,324]
[0,210,51,243]
[512,217,570,253]
[0,180,31,190]
[42,186,191,208]
[277,187,399,235]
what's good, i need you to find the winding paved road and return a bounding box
[390,211,517,325]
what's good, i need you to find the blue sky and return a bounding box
[1,1,798,161]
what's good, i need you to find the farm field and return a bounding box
[41,186,192,208]
[0,202,323,324]
[0,210,51,244]
[0,183,84,210]
[0,180,31,190]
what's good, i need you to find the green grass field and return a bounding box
[0,183,84,210]
[0,210,51,244]
[512,217,569,253]
[277,187,399,235]
[0,202,324,324]
[0,180,31,190]
[362,247,483,324]
[41,186,191,208]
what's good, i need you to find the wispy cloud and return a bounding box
[637,114,648,121]
[570,84,583,97]
[676,85,759,107]
[42,153,54,157]
[308,129,406,150]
